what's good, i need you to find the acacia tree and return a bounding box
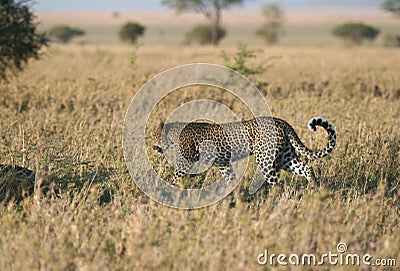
[48,25,85,43]
[162,0,249,45]
[381,0,400,16]
[256,3,284,45]
[0,0,47,79]
[332,22,380,45]
[119,22,145,44]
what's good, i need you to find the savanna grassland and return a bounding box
[1,8,400,269]
[0,44,399,270]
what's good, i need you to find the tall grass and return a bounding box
[0,45,399,270]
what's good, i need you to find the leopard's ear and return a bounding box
[154,121,164,136]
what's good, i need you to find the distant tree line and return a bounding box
[43,0,400,47]
[1,0,399,80]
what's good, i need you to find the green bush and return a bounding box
[332,22,380,45]
[48,25,85,44]
[220,43,278,77]
[0,0,47,79]
[184,24,226,45]
[119,22,145,44]
[383,34,400,47]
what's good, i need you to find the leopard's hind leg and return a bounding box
[281,145,317,185]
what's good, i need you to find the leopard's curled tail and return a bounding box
[287,117,336,159]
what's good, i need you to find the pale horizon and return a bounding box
[34,0,381,11]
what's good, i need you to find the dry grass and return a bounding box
[0,45,399,270]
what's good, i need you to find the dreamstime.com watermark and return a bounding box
[257,242,397,267]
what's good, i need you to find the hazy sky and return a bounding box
[35,0,380,11]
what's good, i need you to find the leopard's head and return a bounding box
[152,122,164,154]
[152,122,184,154]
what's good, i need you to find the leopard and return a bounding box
[152,116,336,186]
